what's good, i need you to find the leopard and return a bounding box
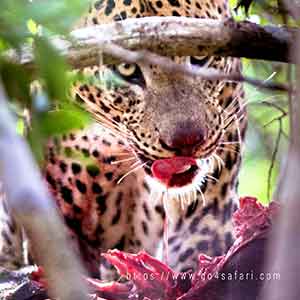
[0,0,247,279]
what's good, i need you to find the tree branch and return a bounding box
[101,43,291,91]
[0,82,89,300]
[9,16,297,72]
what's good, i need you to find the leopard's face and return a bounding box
[77,0,243,199]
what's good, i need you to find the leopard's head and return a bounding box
[76,0,244,200]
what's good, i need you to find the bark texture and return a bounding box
[10,17,297,72]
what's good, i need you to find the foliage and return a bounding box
[0,0,91,163]
[230,0,290,202]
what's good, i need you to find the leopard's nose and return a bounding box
[160,122,207,155]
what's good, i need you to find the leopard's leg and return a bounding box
[43,124,164,279]
[0,184,27,269]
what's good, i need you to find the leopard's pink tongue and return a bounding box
[151,157,197,186]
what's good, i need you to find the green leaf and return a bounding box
[0,0,89,42]
[34,37,70,102]
[23,0,89,35]
[16,119,25,136]
[0,60,32,105]
[27,19,39,35]
[39,108,91,136]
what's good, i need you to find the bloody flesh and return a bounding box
[5,197,280,300]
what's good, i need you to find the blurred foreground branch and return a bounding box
[261,4,300,299]
[0,82,89,300]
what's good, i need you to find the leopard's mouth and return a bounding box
[151,157,199,188]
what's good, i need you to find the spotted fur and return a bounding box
[0,0,246,278]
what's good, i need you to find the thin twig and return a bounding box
[261,101,288,128]
[260,100,288,115]
[101,43,292,92]
[266,119,283,201]
[263,113,287,128]
[252,100,288,201]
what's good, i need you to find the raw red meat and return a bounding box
[88,197,280,300]
[1,197,280,300]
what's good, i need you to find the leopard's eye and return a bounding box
[190,56,210,67]
[114,63,145,86]
[116,63,137,76]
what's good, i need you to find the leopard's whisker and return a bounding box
[187,192,192,205]
[184,192,190,205]
[212,153,225,174]
[188,191,192,205]
[92,113,132,137]
[196,186,206,206]
[156,192,163,206]
[213,153,221,172]
[192,187,197,202]
[223,109,242,125]
[102,113,130,134]
[117,161,149,184]
[180,194,185,210]
[149,187,162,206]
[180,193,185,209]
[108,152,135,156]
[221,92,248,119]
[223,114,236,126]
[230,101,247,117]
[223,113,245,131]
[92,115,131,139]
[220,82,244,116]
[235,117,243,149]
[218,144,240,152]
[77,96,131,137]
[215,153,225,166]
[217,145,240,155]
[126,141,147,155]
[221,94,240,116]
[219,141,241,145]
[206,174,219,183]
[190,188,196,203]
[208,156,215,173]
[110,157,138,164]
[224,113,244,139]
